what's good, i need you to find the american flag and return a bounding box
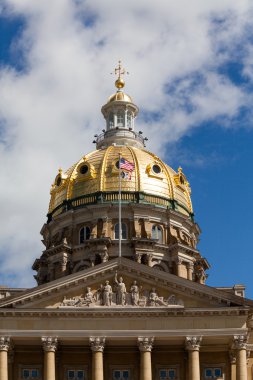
[119,157,135,172]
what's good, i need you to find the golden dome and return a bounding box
[107,90,133,103]
[48,145,193,219]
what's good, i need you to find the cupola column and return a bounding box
[0,337,11,380]
[233,335,248,380]
[138,337,154,380]
[42,337,58,380]
[90,337,105,380]
[185,336,202,380]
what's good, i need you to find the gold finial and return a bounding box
[112,60,129,90]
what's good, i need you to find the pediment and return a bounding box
[0,258,250,311]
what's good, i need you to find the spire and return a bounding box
[113,60,129,90]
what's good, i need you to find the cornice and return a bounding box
[0,306,249,318]
[0,258,252,309]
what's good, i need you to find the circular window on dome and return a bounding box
[56,176,62,186]
[115,160,120,169]
[80,164,89,175]
[152,164,161,174]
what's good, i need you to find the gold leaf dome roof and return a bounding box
[107,91,133,103]
[48,145,193,220]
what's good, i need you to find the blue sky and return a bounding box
[0,1,253,297]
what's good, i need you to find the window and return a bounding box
[127,112,132,128]
[158,369,176,380]
[113,370,130,380]
[117,112,124,127]
[22,368,41,379]
[152,225,163,243]
[67,370,85,380]
[115,223,127,239]
[79,226,91,243]
[109,113,114,129]
[204,367,222,379]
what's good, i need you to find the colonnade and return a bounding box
[0,335,249,380]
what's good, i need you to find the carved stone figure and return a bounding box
[130,280,140,306]
[149,288,167,306]
[114,273,126,305]
[82,287,95,305]
[102,280,112,306]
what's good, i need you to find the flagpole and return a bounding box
[118,153,122,258]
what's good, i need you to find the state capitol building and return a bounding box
[0,62,253,380]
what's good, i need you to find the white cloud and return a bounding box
[0,0,253,287]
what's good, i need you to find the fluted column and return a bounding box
[90,337,105,380]
[185,336,202,380]
[138,337,154,380]
[0,337,11,380]
[42,337,58,380]
[233,335,248,380]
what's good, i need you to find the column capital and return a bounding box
[232,334,248,350]
[185,336,202,351]
[138,337,154,352]
[89,337,105,352]
[0,337,11,352]
[41,337,58,352]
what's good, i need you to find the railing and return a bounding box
[47,191,193,222]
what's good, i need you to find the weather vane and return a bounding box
[112,60,129,90]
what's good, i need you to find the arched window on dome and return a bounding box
[79,226,91,244]
[109,113,114,129]
[152,225,163,243]
[115,223,127,240]
[117,112,124,128]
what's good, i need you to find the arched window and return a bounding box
[152,225,163,243]
[127,112,132,128]
[79,226,91,243]
[115,223,127,239]
[117,112,124,127]
[109,113,114,129]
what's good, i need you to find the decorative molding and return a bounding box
[185,336,202,351]
[89,337,105,352]
[0,336,11,352]
[41,337,58,352]
[138,337,154,352]
[0,258,250,309]
[232,334,248,350]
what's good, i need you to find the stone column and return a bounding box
[229,350,236,380]
[186,262,194,280]
[42,337,58,380]
[185,336,202,380]
[0,337,11,380]
[176,257,184,277]
[138,337,154,380]
[233,335,248,380]
[90,337,105,380]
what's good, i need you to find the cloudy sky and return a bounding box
[0,1,253,296]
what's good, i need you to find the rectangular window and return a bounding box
[113,370,130,380]
[22,369,41,379]
[67,370,85,380]
[159,369,176,380]
[204,367,223,379]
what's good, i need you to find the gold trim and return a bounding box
[100,146,113,191]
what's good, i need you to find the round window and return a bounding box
[115,160,120,169]
[80,164,89,175]
[152,164,161,174]
[56,176,62,186]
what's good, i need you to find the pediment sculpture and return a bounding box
[59,273,184,308]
